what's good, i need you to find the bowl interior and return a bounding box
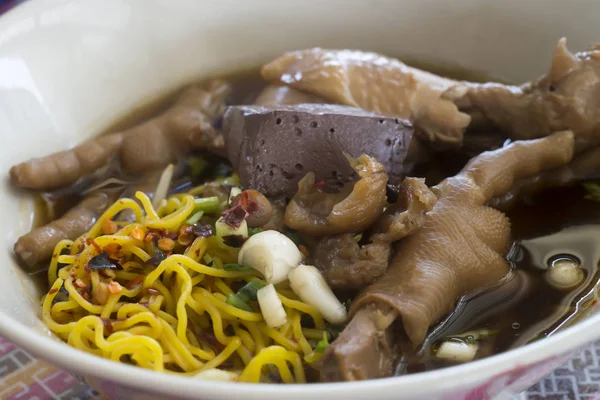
[1,0,600,398]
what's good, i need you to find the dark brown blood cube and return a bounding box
[223,104,414,197]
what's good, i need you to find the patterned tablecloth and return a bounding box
[0,0,597,399]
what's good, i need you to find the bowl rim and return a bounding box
[0,0,598,398]
[1,308,596,398]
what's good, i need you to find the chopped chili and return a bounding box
[86,238,102,253]
[220,190,259,229]
[107,281,123,295]
[103,243,122,260]
[221,206,248,229]
[73,279,87,289]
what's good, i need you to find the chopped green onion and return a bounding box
[237,279,267,303]
[248,227,262,236]
[354,233,363,242]
[185,210,204,225]
[194,196,220,213]
[226,293,253,312]
[188,156,208,178]
[314,332,330,353]
[203,254,213,266]
[223,263,252,271]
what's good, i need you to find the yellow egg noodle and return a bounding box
[42,186,330,383]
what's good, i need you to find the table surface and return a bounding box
[0,0,597,399]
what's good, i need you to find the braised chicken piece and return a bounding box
[262,48,471,146]
[285,154,388,236]
[254,85,325,106]
[320,130,575,381]
[14,191,116,268]
[10,80,230,190]
[11,82,230,268]
[314,177,437,289]
[463,39,600,151]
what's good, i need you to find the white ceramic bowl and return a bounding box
[1,0,599,399]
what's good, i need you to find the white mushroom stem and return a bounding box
[288,264,347,324]
[195,368,239,382]
[436,341,479,362]
[238,230,303,284]
[257,284,287,328]
[546,259,584,289]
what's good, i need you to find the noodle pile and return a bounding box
[42,184,330,383]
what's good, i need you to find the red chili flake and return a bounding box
[299,244,310,257]
[107,281,123,295]
[49,288,58,295]
[74,279,87,289]
[82,290,90,300]
[220,190,260,229]
[100,317,114,334]
[147,288,160,295]
[221,206,248,229]
[237,191,259,213]
[313,180,327,189]
[103,243,123,259]
[86,238,102,253]
[125,275,144,289]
